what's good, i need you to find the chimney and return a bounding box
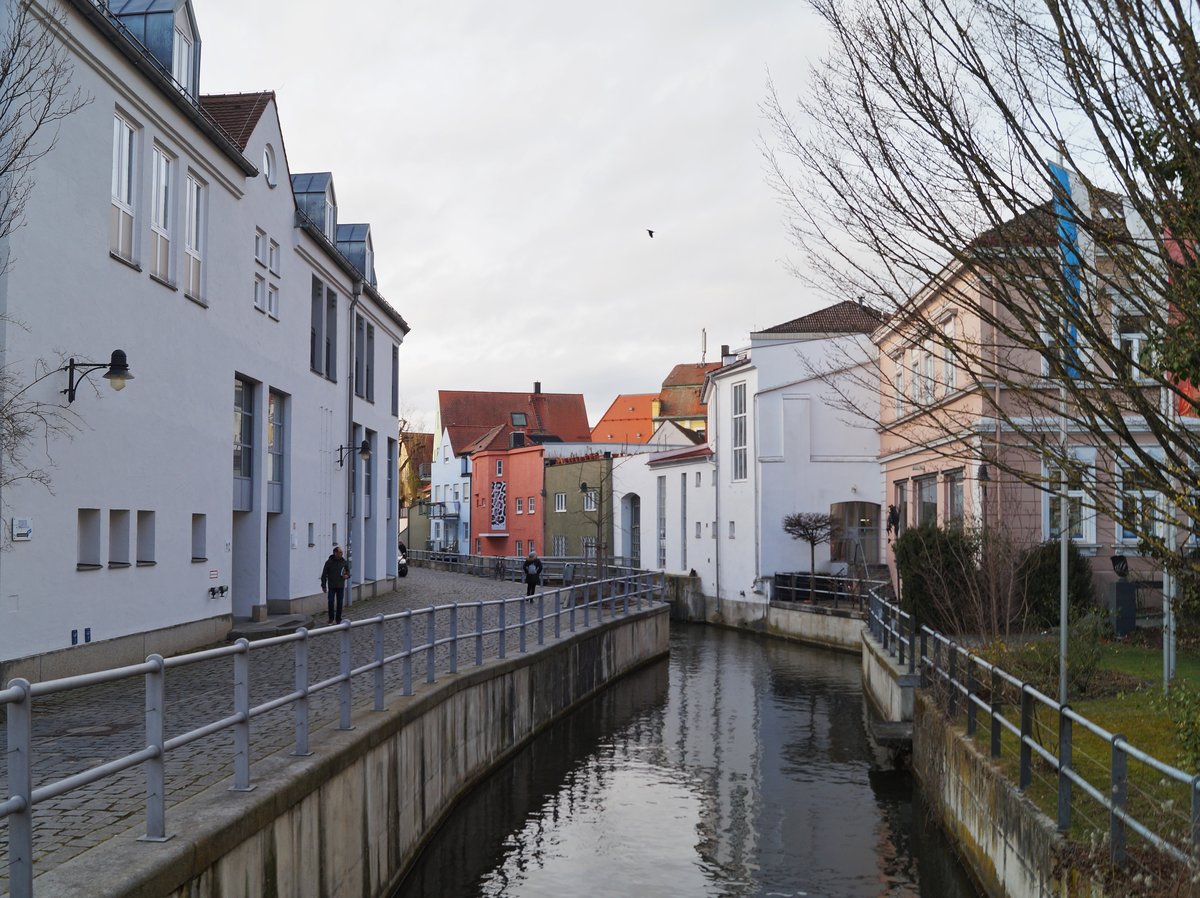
[722,344,737,365]
[533,381,541,394]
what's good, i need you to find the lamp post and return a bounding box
[60,350,133,403]
[336,437,370,606]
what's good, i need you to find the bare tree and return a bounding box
[0,3,88,500]
[763,0,1200,582]
[783,512,836,601]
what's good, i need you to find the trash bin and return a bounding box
[1111,580,1137,637]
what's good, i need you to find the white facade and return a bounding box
[0,0,408,673]
[428,426,471,551]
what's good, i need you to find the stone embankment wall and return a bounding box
[664,574,864,653]
[35,606,669,898]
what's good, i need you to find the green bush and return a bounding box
[1158,680,1200,772]
[892,523,979,634]
[1016,539,1095,629]
[1174,568,1200,639]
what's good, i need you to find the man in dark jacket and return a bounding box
[523,550,543,600]
[320,546,350,623]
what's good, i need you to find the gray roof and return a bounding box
[291,172,332,194]
[336,223,370,242]
[106,0,180,12]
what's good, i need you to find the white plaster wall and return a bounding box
[0,3,405,663]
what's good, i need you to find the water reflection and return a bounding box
[396,624,981,898]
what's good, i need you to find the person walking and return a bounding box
[320,545,351,623]
[523,550,543,600]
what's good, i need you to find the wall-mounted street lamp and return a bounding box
[336,439,371,468]
[60,350,133,404]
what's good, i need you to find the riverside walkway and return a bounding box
[0,567,550,894]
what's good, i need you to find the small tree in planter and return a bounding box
[782,512,836,602]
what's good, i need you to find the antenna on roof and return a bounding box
[701,328,707,363]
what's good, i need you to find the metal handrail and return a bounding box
[1,571,664,897]
[865,588,1200,870]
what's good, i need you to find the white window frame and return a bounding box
[1116,453,1164,544]
[515,497,524,514]
[942,315,957,392]
[267,284,279,319]
[172,26,192,94]
[253,274,266,311]
[254,229,267,267]
[921,342,935,402]
[150,146,172,282]
[528,496,536,514]
[552,534,567,556]
[1042,447,1097,543]
[495,458,503,477]
[892,352,905,418]
[268,238,281,274]
[731,381,747,481]
[110,113,136,260]
[183,174,204,300]
[1115,310,1153,383]
[554,492,566,512]
[583,489,598,512]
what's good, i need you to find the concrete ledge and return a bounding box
[861,628,921,724]
[32,605,670,898]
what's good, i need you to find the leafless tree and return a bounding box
[783,512,836,601]
[0,2,88,498]
[764,0,1200,580]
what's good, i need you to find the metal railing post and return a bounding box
[232,639,254,790]
[475,603,484,666]
[966,659,977,738]
[1110,735,1127,865]
[948,645,958,718]
[450,604,459,674]
[623,575,629,615]
[339,624,354,730]
[908,613,916,675]
[554,588,562,640]
[1057,708,1073,832]
[1191,774,1200,858]
[403,612,413,695]
[519,597,528,653]
[143,655,167,841]
[293,629,312,756]
[537,592,545,646]
[499,600,507,659]
[583,586,590,628]
[373,615,386,711]
[898,612,906,667]
[1019,687,1033,790]
[7,678,33,898]
[990,669,1002,758]
[426,607,436,683]
[569,585,577,631]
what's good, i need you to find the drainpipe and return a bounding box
[712,387,721,615]
[752,390,762,614]
[346,281,362,603]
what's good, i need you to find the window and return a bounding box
[893,353,905,417]
[268,239,280,273]
[921,342,935,402]
[729,520,736,539]
[262,144,277,188]
[656,476,667,567]
[894,481,908,536]
[495,459,504,477]
[172,25,192,93]
[353,316,374,400]
[552,534,567,556]
[150,147,171,281]
[944,469,964,525]
[511,412,527,427]
[192,514,207,561]
[78,509,101,568]
[183,175,204,299]
[582,535,596,558]
[268,392,284,485]
[307,523,315,547]
[695,471,701,487]
[324,185,336,242]
[711,520,717,539]
[310,278,337,378]
[254,274,266,311]
[1117,314,1152,381]
[555,492,566,512]
[916,476,937,526]
[942,316,957,392]
[909,355,920,405]
[110,114,136,260]
[136,510,156,564]
[267,284,279,319]
[254,229,267,266]
[583,489,598,512]
[516,539,524,557]
[325,287,338,380]
[109,510,130,566]
[1118,464,1161,542]
[515,497,524,514]
[731,382,747,481]
[695,521,701,539]
[234,378,253,479]
[366,324,375,401]
[364,433,373,517]
[680,472,688,569]
[528,496,535,514]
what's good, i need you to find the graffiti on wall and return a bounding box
[491,480,507,530]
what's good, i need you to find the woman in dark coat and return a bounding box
[523,551,543,600]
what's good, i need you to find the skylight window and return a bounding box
[511,412,527,427]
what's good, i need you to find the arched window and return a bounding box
[262,144,277,188]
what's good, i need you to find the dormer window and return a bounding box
[364,234,374,284]
[324,186,336,242]
[172,17,194,95]
[511,412,527,427]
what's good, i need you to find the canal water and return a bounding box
[395,624,982,897]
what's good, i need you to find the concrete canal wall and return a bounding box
[664,574,864,653]
[34,606,670,898]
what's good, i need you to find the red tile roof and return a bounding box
[657,363,720,421]
[199,92,273,151]
[757,300,885,336]
[591,393,656,443]
[439,389,591,455]
[662,362,721,388]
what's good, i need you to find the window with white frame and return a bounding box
[555,492,566,512]
[516,539,524,557]
[894,480,908,536]
[1117,463,1162,542]
[582,535,596,558]
[695,471,701,487]
[255,229,267,266]
[656,476,666,567]
[909,354,920,406]
[515,497,524,514]
[253,274,266,311]
[729,520,736,539]
[1117,313,1153,381]
[528,496,536,514]
[495,458,503,477]
[267,392,284,486]
[942,316,957,392]
[267,284,279,319]
[150,147,171,281]
[183,174,204,299]
[1044,449,1096,542]
[944,469,964,525]
[552,534,567,556]
[583,489,598,512]
[268,238,280,274]
[110,113,136,260]
[922,342,935,401]
[893,353,905,417]
[262,144,277,188]
[731,381,747,480]
[172,22,193,93]
[916,476,937,526]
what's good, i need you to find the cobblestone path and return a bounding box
[0,567,629,893]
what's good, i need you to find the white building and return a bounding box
[0,0,409,680]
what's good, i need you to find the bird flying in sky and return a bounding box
[647,229,654,238]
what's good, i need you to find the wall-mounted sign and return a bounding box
[12,518,32,541]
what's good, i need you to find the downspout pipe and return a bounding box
[346,281,362,603]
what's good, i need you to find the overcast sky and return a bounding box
[196,0,829,429]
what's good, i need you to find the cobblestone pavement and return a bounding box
[0,567,637,893]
